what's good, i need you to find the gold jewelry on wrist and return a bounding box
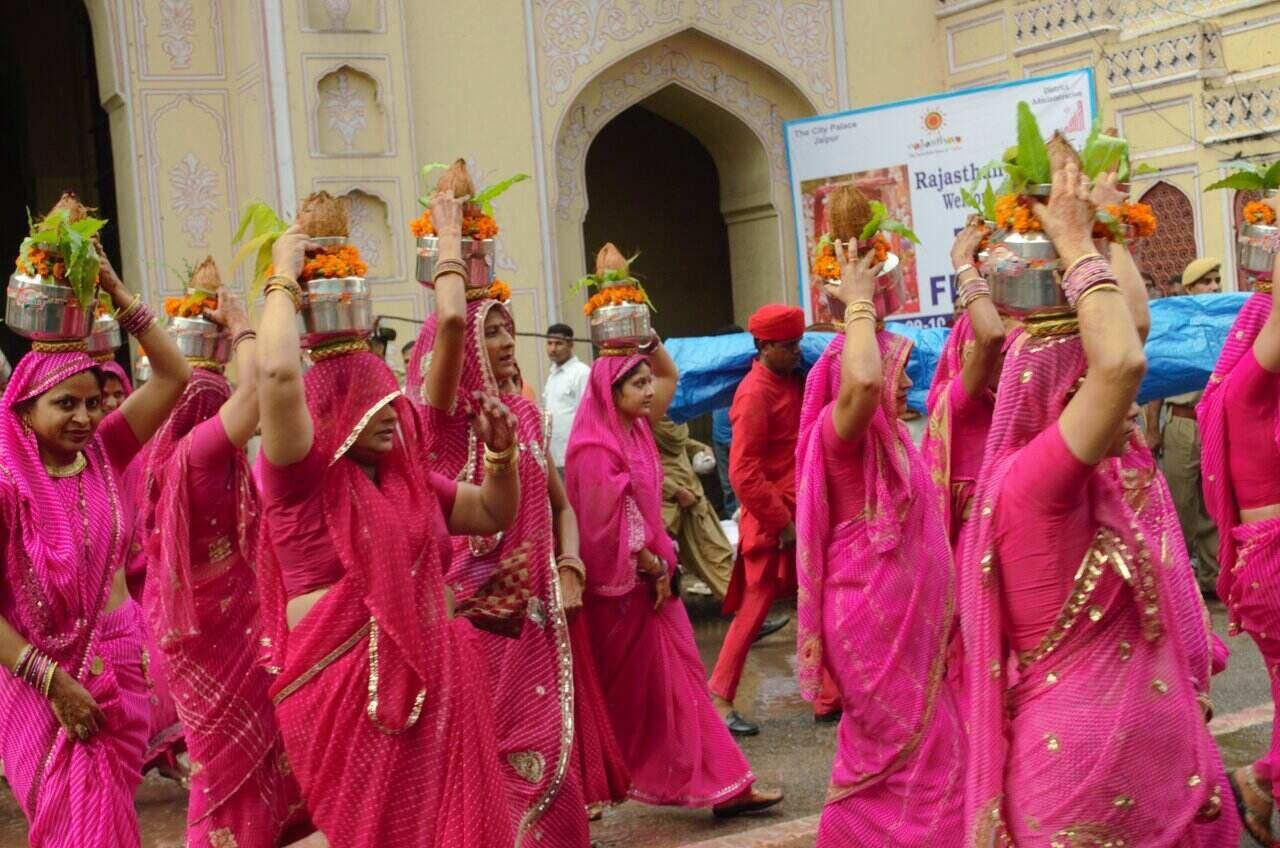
[41,660,57,698]
[12,645,32,677]
[264,277,303,311]
[432,259,468,287]
[557,556,586,582]
[1075,282,1121,307]
[483,442,518,476]
[116,294,141,321]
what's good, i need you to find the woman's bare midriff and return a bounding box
[103,568,130,613]
[1241,503,1280,524]
[288,587,331,630]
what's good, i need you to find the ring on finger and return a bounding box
[74,723,88,740]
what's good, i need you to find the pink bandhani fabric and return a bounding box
[412,300,591,845]
[258,350,513,847]
[120,378,185,774]
[959,327,1237,847]
[565,354,753,807]
[922,313,981,543]
[0,350,150,847]
[795,330,964,845]
[99,360,134,395]
[1198,292,1280,780]
[141,368,305,847]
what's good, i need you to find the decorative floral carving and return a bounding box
[1136,181,1196,290]
[323,70,369,153]
[325,0,352,28]
[343,191,382,269]
[554,46,786,219]
[169,152,219,248]
[159,0,196,69]
[536,1,836,109]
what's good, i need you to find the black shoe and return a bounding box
[753,615,790,644]
[814,709,842,724]
[724,711,760,736]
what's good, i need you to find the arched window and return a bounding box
[1137,181,1197,293]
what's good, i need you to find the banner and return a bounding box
[784,69,1097,326]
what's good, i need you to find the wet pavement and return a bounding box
[0,595,1271,847]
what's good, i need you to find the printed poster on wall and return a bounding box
[784,69,1097,327]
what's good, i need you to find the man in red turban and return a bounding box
[708,304,805,735]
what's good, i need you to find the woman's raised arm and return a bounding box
[829,246,884,443]
[423,192,468,411]
[1035,164,1147,465]
[1254,192,1280,372]
[256,226,313,466]
[204,289,260,448]
[646,334,678,424]
[104,256,191,444]
[952,219,1006,399]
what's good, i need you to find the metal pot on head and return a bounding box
[416,236,495,288]
[1239,190,1279,284]
[5,273,96,341]
[299,275,373,348]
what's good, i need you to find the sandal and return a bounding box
[1228,765,1275,847]
[712,785,784,818]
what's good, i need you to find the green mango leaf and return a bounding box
[419,162,449,186]
[1131,162,1157,176]
[1016,102,1052,185]
[1002,145,1020,164]
[472,173,530,216]
[1096,208,1125,245]
[1204,170,1268,192]
[959,186,978,214]
[1265,160,1280,190]
[860,200,887,242]
[1080,121,1127,179]
[880,217,921,245]
[1002,164,1029,193]
[98,290,114,316]
[813,232,834,261]
[982,182,997,221]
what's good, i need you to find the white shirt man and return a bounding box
[542,324,590,472]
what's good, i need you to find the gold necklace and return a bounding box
[45,452,87,478]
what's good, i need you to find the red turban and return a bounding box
[747,304,805,342]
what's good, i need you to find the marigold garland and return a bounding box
[1092,201,1158,241]
[266,245,367,283]
[164,292,217,319]
[811,234,889,280]
[14,246,71,282]
[1244,200,1277,227]
[584,285,647,316]
[994,194,1042,234]
[489,279,511,303]
[408,208,499,240]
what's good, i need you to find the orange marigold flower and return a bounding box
[812,254,841,280]
[409,210,435,237]
[463,212,498,240]
[298,245,368,282]
[584,284,645,315]
[489,280,511,302]
[1244,200,1277,227]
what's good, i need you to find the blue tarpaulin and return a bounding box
[664,293,1248,423]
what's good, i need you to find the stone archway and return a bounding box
[550,28,818,331]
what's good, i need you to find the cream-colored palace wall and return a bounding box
[81,1,1279,394]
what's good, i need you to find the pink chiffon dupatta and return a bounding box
[958,329,1237,847]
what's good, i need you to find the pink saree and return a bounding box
[258,350,513,847]
[410,299,591,846]
[141,367,305,847]
[565,354,754,807]
[0,350,150,847]
[1199,292,1280,781]
[795,331,964,845]
[960,328,1237,847]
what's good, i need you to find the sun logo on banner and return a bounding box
[922,110,945,132]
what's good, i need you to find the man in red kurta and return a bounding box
[708,305,805,736]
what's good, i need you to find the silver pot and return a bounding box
[5,273,96,341]
[874,253,906,317]
[590,302,650,349]
[982,230,1065,313]
[299,275,373,347]
[87,315,121,356]
[168,315,231,363]
[1239,191,1279,282]
[416,236,495,288]
[135,356,152,384]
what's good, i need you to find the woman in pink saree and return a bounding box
[0,259,191,847]
[922,219,1005,546]
[1198,197,1280,844]
[796,246,963,846]
[960,164,1237,847]
[565,339,782,816]
[255,219,521,846]
[407,291,597,845]
[141,287,307,847]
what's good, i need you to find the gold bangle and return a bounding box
[116,294,140,320]
[12,645,32,677]
[846,312,877,325]
[847,298,875,311]
[484,443,517,464]
[557,557,586,582]
[1063,252,1105,279]
[1075,282,1121,307]
[266,273,298,288]
[264,281,302,311]
[41,660,57,699]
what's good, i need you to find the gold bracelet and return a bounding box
[1063,252,1105,279]
[264,281,302,311]
[41,660,57,699]
[846,312,877,326]
[1075,282,1121,307]
[433,259,468,287]
[484,442,517,463]
[557,556,586,582]
[265,273,298,288]
[12,645,32,677]
[115,294,141,322]
[847,298,875,312]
